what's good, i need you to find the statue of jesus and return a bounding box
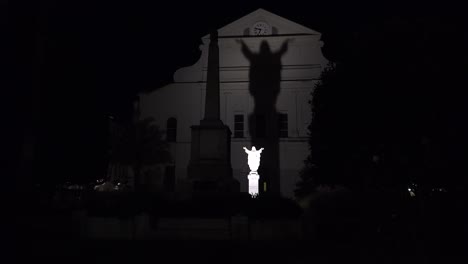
[243,146,264,173]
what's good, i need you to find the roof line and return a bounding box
[202,33,319,39]
[173,78,321,84]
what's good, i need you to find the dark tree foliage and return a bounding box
[296,17,468,199]
[295,63,360,199]
[110,117,171,166]
[109,117,172,187]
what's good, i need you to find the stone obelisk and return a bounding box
[187,31,239,194]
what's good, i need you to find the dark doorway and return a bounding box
[163,165,175,192]
[166,117,177,142]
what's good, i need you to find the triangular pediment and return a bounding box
[202,8,321,39]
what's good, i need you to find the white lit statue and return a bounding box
[243,146,264,173]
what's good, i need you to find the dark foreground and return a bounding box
[12,189,467,263]
[16,237,465,264]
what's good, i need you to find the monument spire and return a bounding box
[187,29,239,194]
[201,30,221,125]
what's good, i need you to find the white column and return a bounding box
[248,172,259,196]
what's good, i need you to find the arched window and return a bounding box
[166,118,177,142]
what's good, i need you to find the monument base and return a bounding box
[248,172,260,197]
[187,123,239,194]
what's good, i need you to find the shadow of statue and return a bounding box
[237,39,291,195]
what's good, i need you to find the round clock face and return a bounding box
[252,21,270,35]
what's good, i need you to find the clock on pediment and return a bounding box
[252,21,270,35]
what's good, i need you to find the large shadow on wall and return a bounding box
[237,39,291,195]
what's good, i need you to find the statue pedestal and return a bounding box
[247,172,260,196]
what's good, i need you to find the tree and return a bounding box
[109,117,171,190]
[296,16,468,201]
[295,63,353,199]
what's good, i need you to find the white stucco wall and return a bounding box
[139,9,328,199]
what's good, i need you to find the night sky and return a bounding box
[12,1,467,185]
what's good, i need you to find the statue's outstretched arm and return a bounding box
[236,39,253,60]
[278,39,292,56]
[243,147,250,154]
[259,148,264,153]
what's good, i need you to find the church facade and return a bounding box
[137,9,328,199]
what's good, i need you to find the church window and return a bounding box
[234,114,244,138]
[278,113,288,138]
[167,118,177,142]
